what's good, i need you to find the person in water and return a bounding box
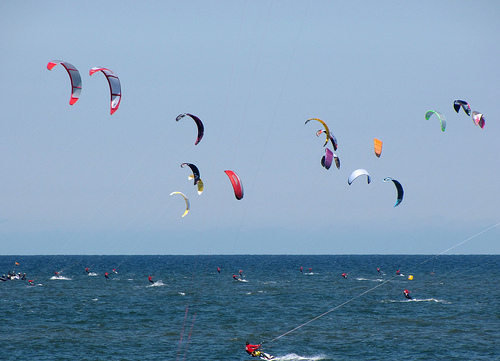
[403,289,412,299]
[245,342,262,357]
[341,273,348,279]
[148,276,154,284]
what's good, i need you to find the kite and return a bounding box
[181,163,201,185]
[176,113,204,145]
[348,169,371,185]
[471,111,485,129]
[316,129,338,151]
[374,138,383,158]
[321,148,333,170]
[170,192,190,217]
[333,153,340,169]
[383,177,404,207]
[224,170,243,200]
[89,67,121,114]
[305,118,333,148]
[453,100,471,116]
[425,111,446,132]
[47,60,82,105]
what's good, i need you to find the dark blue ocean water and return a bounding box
[0,255,498,360]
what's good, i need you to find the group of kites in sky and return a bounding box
[47,60,243,218]
[48,60,487,214]
[305,117,406,207]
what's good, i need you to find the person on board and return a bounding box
[104,272,109,280]
[403,289,412,299]
[148,276,154,284]
[309,267,313,273]
[28,279,34,286]
[341,273,348,279]
[245,342,262,357]
[112,269,118,274]
[396,269,401,275]
[377,267,381,274]
[232,274,240,281]
[239,270,243,277]
[300,266,303,273]
[54,271,59,276]
[85,268,90,274]
[217,267,221,274]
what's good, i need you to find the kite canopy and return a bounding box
[333,153,340,169]
[453,100,471,116]
[348,169,371,185]
[383,177,404,207]
[425,110,446,132]
[170,191,190,217]
[47,60,82,105]
[176,113,204,145]
[195,178,204,195]
[305,118,333,148]
[471,111,485,129]
[89,67,121,114]
[316,129,338,151]
[181,163,201,185]
[224,170,243,200]
[321,148,333,170]
[374,138,383,158]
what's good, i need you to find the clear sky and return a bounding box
[1,1,499,255]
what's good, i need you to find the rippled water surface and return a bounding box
[0,255,498,360]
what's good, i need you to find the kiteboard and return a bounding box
[259,352,275,360]
[252,350,275,360]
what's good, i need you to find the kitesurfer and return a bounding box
[342,273,348,279]
[245,342,262,357]
[403,289,412,299]
[148,276,154,284]
[396,269,401,275]
[104,272,109,280]
[85,268,90,274]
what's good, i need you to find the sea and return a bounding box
[0,255,498,361]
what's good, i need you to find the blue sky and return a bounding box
[0,1,499,255]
